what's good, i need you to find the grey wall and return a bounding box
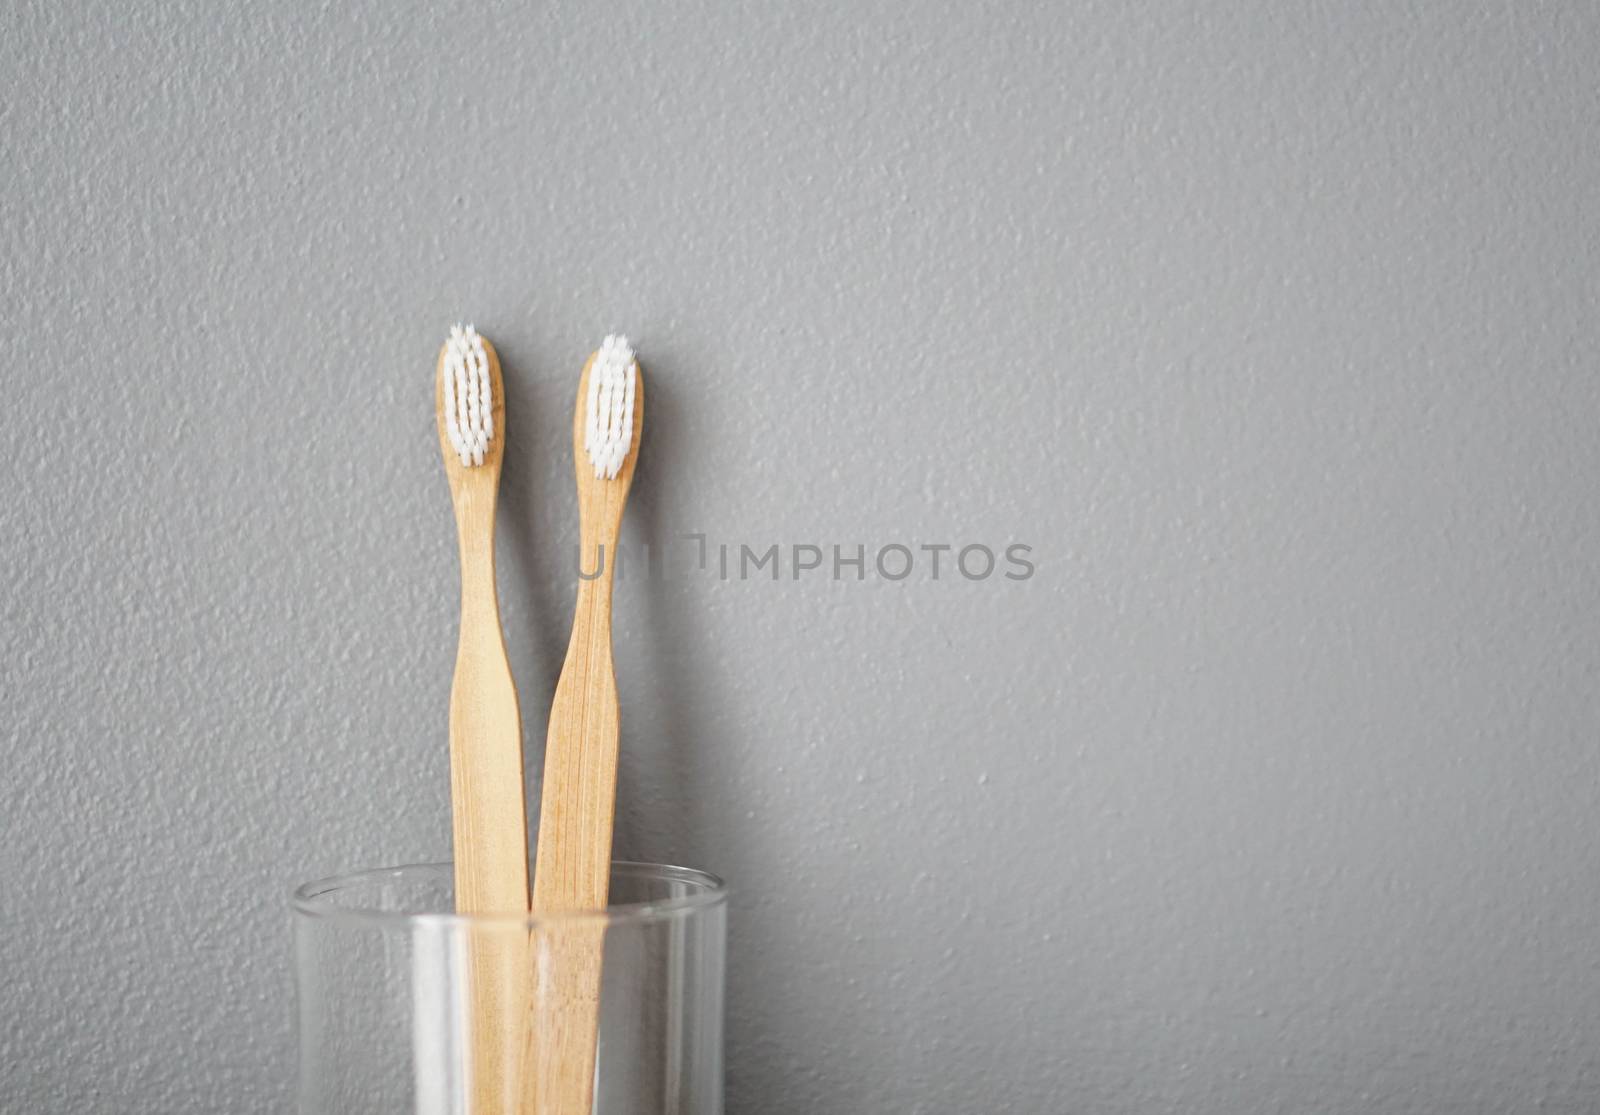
[5,1,1599,1111]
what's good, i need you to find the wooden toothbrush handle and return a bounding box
[450,616,530,911]
[450,497,531,1113]
[533,624,621,911]
[523,920,608,1115]
[524,579,622,1114]
[450,640,529,1114]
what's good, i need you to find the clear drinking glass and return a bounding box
[293,862,726,1115]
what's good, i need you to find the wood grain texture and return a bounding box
[524,350,644,1114]
[437,335,531,1114]
[524,921,607,1115]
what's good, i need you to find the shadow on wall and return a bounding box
[497,336,568,768]
[609,358,711,864]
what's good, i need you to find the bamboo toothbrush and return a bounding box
[436,324,530,1111]
[526,334,643,1115]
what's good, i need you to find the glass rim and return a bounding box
[292,860,727,929]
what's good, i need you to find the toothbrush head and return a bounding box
[439,323,495,468]
[583,334,638,481]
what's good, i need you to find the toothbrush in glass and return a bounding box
[527,334,642,1114]
[436,324,530,1110]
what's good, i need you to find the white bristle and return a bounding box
[442,323,492,467]
[584,334,637,480]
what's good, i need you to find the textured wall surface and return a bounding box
[5,1,1600,1111]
